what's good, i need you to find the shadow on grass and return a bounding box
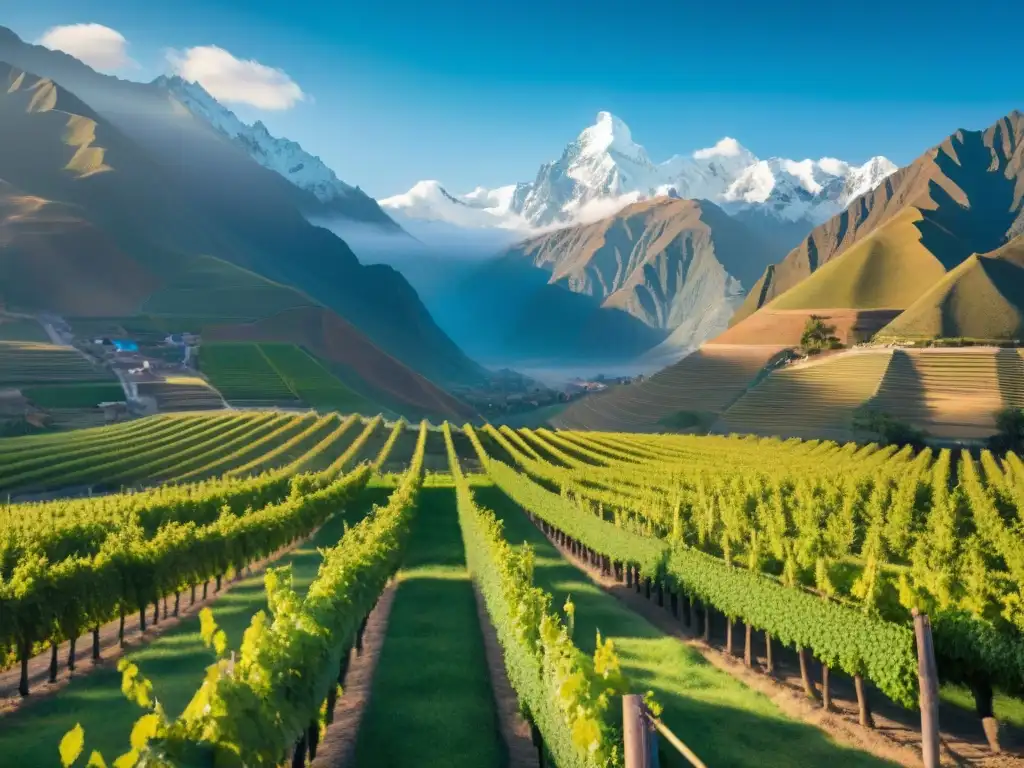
[354,486,504,768]
[0,485,392,766]
[475,484,896,768]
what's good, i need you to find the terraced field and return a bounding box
[716,350,893,440]
[553,344,784,432]
[198,342,299,404]
[137,376,225,411]
[0,317,50,342]
[199,341,373,413]
[866,348,1003,439]
[259,342,373,412]
[21,382,125,408]
[0,341,114,386]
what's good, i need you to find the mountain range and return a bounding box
[0,26,484,420]
[383,111,897,236]
[730,110,1024,341]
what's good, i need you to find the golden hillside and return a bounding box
[876,233,1024,341]
[732,111,1024,325]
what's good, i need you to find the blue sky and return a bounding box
[7,0,1021,198]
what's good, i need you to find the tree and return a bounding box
[800,316,842,354]
[991,407,1024,452]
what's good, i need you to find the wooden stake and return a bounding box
[970,679,1000,753]
[913,610,940,764]
[854,674,874,728]
[743,623,753,667]
[623,694,655,768]
[765,632,774,675]
[798,648,818,700]
[726,618,734,655]
[18,639,30,696]
[49,641,59,683]
[822,665,832,711]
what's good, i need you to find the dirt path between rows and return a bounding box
[472,583,541,768]
[535,523,1024,768]
[0,525,326,716]
[313,581,398,768]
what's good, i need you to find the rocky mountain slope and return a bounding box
[495,198,771,351]
[733,110,1024,327]
[0,26,483,389]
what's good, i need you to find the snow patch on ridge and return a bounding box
[153,74,365,206]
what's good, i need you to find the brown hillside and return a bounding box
[0,183,156,314]
[206,308,475,421]
[0,43,484,387]
[503,197,771,331]
[733,111,1024,324]
[714,308,901,346]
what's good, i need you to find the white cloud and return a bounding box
[38,23,136,71]
[693,137,743,159]
[557,192,644,227]
[167,46,305,110]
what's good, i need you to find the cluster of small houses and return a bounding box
[85,333,201,421]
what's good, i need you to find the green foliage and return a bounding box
[197,342,296,402]
[852,407,927,448]
[22,383,125,408]
[258,343,373,413]
[992,407,1024,452]
[444,425,625,767]
[799,315,842,353]
[0,462,372,673]
[656,410,697,429]
[665,546,919,706]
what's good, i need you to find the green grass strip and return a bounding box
[0,484,393,766]
[474,483,895,768]
[353,484,503,768]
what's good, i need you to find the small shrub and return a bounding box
[991,407,1024,452]
[852,407,927,449]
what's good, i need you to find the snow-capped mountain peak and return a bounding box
[384,111,897,231]
[577,111,648,163]
[153,74,359,204]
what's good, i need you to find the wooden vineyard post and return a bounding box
[797,648,819,701]
[623,694,657,768]
[913,610,940,768]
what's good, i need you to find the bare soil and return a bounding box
[313,581,398,768]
